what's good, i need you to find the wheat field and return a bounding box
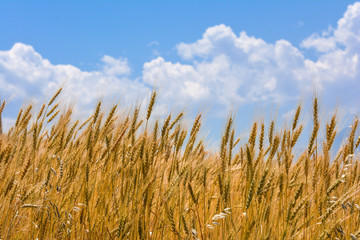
[0,89,359,239]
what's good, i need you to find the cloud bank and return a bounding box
[0,43,147,116]
[144,2,360,112]
[1,2,360,131]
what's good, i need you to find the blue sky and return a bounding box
[0,1,356,70]
[1,1,360,148]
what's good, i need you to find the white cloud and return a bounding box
[0,43,147,120]
[300,2,360,84]
[302,2,360,53]
[143,57,206,104]
[145,2,360,114]
[144,25,308,114]
[101,55,131,76]
[301,33,337,52]
[335,2,360,51]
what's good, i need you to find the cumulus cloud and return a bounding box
[144,25,308,113]
[0,43,147,125]
[144,2,360,115]
[101,55,131,76]
[301,33,337,52]
[301,2,360,84]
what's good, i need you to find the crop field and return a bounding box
[0,88,359,239]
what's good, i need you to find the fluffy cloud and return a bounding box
[0,43,147,118]
[144,2,360,115]
[101,55,131,76]
[301,33,336,52]
[144,25,308,112]
[301,2,360,83]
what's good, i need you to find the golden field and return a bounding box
[0,89,359,239]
